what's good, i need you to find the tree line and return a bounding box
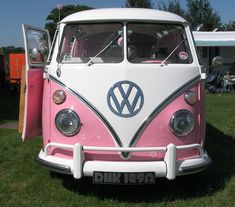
[126,0,234,31]
[45,0,234,39]
[1,0,233,53]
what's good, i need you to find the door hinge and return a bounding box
[43,72,49,79]
[43,67,49,79]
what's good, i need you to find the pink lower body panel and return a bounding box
[45,80,203,162]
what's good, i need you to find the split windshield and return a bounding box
[58,23,192,64]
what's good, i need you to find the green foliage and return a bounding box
[125,0,153,8]
[158,0,186,18]
[186,0,221,31]
[45,4,93,40]
[223,21,235,31]
[157,0,222,31]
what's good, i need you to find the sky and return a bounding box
[0,0,234,47]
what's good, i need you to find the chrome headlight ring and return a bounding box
[170,109,195,137]
[55,109,81,137]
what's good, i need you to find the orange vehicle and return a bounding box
[9,53,25,84]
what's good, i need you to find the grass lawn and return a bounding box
[0,92,235,207]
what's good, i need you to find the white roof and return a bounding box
[61,8,186,24]
[193,31,235,46]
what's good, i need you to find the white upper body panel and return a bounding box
[61,8,187,24]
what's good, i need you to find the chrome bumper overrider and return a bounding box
[37,142,211,180]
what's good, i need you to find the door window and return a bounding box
[26,28,50,65]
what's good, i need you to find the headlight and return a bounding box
[170,110,195,136]
[55,109,81,136]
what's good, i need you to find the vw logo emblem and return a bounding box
[107,81,144,118]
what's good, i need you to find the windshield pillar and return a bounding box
[123,23,128,62]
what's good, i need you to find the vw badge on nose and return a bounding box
[107,81,144,118]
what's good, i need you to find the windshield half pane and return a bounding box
[127,23,193,64]
[58,23,123,64]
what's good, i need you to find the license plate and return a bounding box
[93,172,155,185]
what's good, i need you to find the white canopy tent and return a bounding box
[193,31,235,47]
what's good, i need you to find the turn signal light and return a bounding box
[184,91,197,105]
[53,90,66,104]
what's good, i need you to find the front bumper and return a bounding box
[37,142,211,180]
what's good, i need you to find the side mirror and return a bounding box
[212,56,224,69]
[32,48,39,59]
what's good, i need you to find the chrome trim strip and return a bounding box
[49,75,123,148]
[129,75,201,147]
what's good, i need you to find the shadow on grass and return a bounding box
[50,122,235,203]
[0,91,19,124]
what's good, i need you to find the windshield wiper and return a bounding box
[87,33,121,66]
[160,39,185,66]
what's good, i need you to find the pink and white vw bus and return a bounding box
[21,8,211,184]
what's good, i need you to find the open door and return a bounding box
[21,24,51,141]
